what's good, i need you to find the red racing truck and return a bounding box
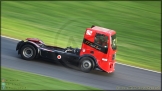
[16,25,117,73]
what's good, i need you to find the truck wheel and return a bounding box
[20,44,36,60]
[79,57,94,73]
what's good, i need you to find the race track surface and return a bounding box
[1,37,161,90]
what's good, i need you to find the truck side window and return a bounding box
[94,33,108,47]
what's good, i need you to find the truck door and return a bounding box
[80,32,109,63]
[93,33,109,61]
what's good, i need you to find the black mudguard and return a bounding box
[16,41,40,59]
[16,40,24,51]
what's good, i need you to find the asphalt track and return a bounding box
[1,37,161,90]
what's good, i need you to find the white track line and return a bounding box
[1,35,161,74]
[116,62,161,73]
[1,35,21,41]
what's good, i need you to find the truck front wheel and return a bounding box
[79,57,94,73]
[20,44,36,60]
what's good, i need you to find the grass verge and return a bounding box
[1,67,100,90]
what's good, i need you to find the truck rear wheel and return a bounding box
[79,57,94,73]
[20,44,36,60]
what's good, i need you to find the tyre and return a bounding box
[20,44,36,60]
[79,57,94,73]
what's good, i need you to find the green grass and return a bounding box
[1,67,100,90]
[1,1,161,72]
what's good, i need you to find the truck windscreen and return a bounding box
[111,34,117,50]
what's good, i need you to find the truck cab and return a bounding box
[80,25,117,73]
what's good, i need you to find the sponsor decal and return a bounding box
[86,30,92,35]
[83,39,107,54]
[57,55,61,59]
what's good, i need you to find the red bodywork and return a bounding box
[26,38,44,44]
[80,26,117,73]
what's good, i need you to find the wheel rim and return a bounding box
[23,47,33,58]
[82,60,92,69]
